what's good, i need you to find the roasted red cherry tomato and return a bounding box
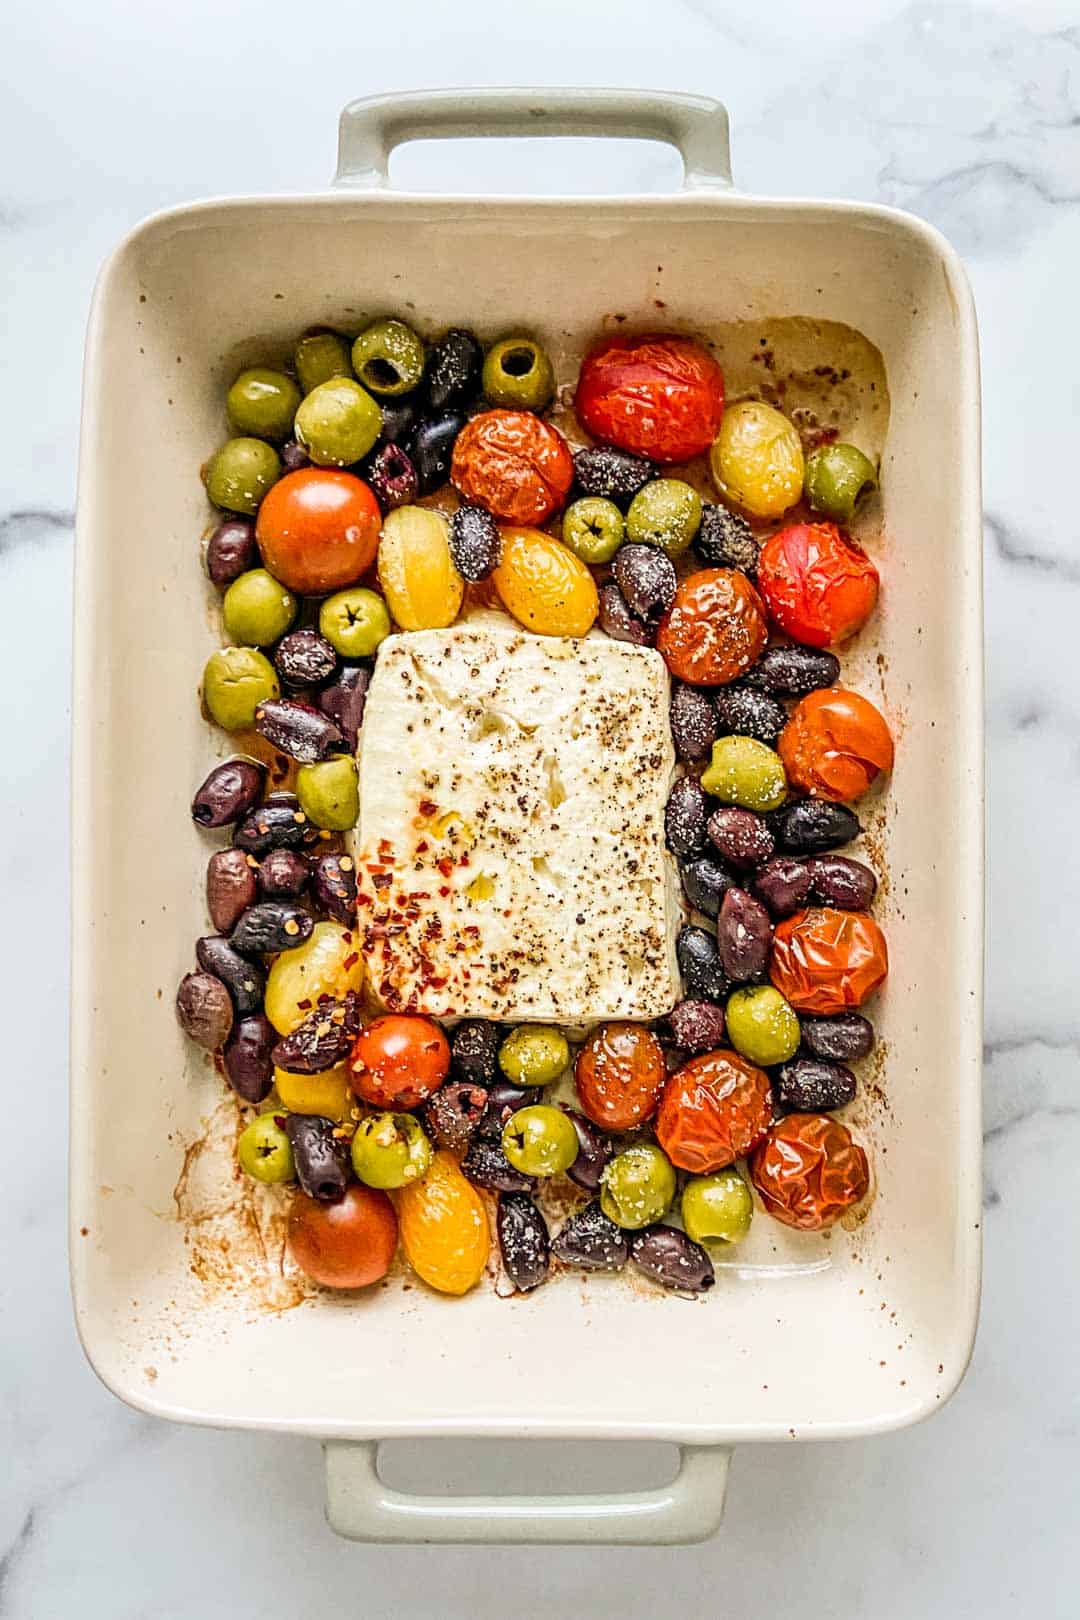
[756,522,879,648]
[255,468,381,595]
[778,687,894,801]
[749,1113,869,1230]
[655,1050,772,1175]
[350,1014,450,1109]
[769,906,888,1014]
[287,1183,398,1288]
[576,334,725,464]
[574,1022,666,1131]
[657,568,768,685]
[451,410,573,525]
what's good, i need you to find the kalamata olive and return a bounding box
[462,1137,531,1193]
[668,999,726,1053]
[670,683,717,763]
[451,1019,500,1088]
[751,856,813,918]
[572,446,655,510]
[253,698,343,764]
[256,848,309,898]
[206,847,258,933]
[665,775,708,857]
[449,504,501,581]
[378,397,419,447]
[774,1055,857,1111]
[424,328,483,413]
[205,517,257,588]
[230,902,314,957]
[716,887,773,982]
[425,1079,489,1152]
[310,852,358,924]
[195,934,265,1015]
[410,412,467,495]
[680,853,736,919]
[676,925,729,1003]
[497,1192,550,1292]
[477,1081,536,1140]
[284,1114,350,1202]
[770,801,861,855]
[316,666,370,751]
[280,438,310,472]
[270,991,361,1073]
[630,1225,715,1293]
[693,502,759,576]
[598,580,653,646]
[799,1012,875,1063]
[233,796,312,856]
[274,629,338,689]
[551,1202,628,1271]
[711,686,787,746]
[560,1107,614,1192]
[806,855,877,910]
[191,759,265,829]
[743,645,841,698]
[365,441,418,510]
[223,1012,275,1102]
[614,543,676,620]
[175,971,233,1051]
[707,806,775,869]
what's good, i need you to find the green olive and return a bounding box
[501,1105,579,1178]
[804,442,878,524]
[497,1025,570,1087]
[222,568,297,647]
[482,337,555,412]
[600,1144,676,1230]
[625,479,702,557]
[318,587,391,658]
[237,1114,295,1184]
[681,1168,753,1248]
[203,437,281,515]
[294,378,382,467]
[295,756,359,831]
[203,646,280,731]
[700,736,787,812]
[351,319,426,397]
[226,367,301,443]
[351,1111,433,1189]
[295,331,353,396]
[725,985,800,1067]
[561,497,624,564]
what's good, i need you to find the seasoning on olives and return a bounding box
[424,328,484,413]
[203,437,281,516]
[725,984,800,1066]
[352,318,425,397]
[461,1137,532,1194]
[205,517,258,588]
[270,990,361,1074]
[351,1111,434,1189]
[613,543,676,621]
[295,756,359,831]
[254,698,343,764]
[203,647,280,732]
[316,666,370,750]
[799,1012,875,1064]
[295,378,382,468]
[561,497,625,564]
[715,886,773,982]
[572,446,655,509]
[751,855,814,917]
[233,795,312,857]
[207,847,258,933]
[223,1012,275,1103]
[710,398,804,519]
[502,1105,579,1178]
[364,441,419,511]
[319,587,391,659]
[770,800,861,855]
[665,775,709,857]
[676,924,730,1003]
[256,848,309,899]
[668,999,727,1054]
[670,683,718,763]
[231,901,314,957]
[237,1114,295,1184]
[191,759,265,829]
[411,412,467,496]
[196,934,266,1016]
[551,1202,629,1271]
[630,1225,716,1293]
[294,331,352,396]
[176,971,234,1052]
[712,685,788,747]
[804,442,878,524]
[226,367,301,443]
[693,502,760,576]
[806,855,877,911]
[482,337,555,412]
[451,1019,500,1088]
[775,1055,856,1112]
[274,629,338,689]
[449,504,502,582]
[425,1080,489,1152]
[598,580,652,646]
[285,1114,351,1203]
[477,1082,536,1140]
[626,478,702,558]
[498,1025,570,1088]
[742,645,842,698]
[222,568,297,647]
[680,852,736,919]
[497,1192,550,1292]
[560,1108,614,1193]
[600,1143,676,1230]
[706,805,774,869]
[311,852,358,925]
[681,1168,753,1248]
[701,736,787,814]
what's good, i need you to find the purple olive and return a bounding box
[614,543,676,620]
[424,329,483,413]
[230,902,313,957]
[233,795,313,857]
[598,580,652,646]
[411,413,465,495]
[425,1080,489,1152]
[205,518,257,588]
[175,971,233,1051]
[560,1108,614,1193]
[256,849,309,898]
[477,1082,537,1140]
[670,683,717,762]
[316,666,369,750]
[378,397,419,446]
[270,991,361,1074]
[707,806,775,869]
[196,935,265,1016]
[676,925,729,1003]
[806,855,877,911]
[630,1225,715,1293]
[497,1192,550,1292]
[799,1013,875,1063]
[775,1055,857,1112]
[679,853,736,919]
[366,442,418,510]
[450,505,501,582]
[461,1138,531,1193]
[274,629,338,689]
[253,699,343,764]
[280,438,310,472]
[716,887,773,982]
[310,852,358,924]
[223,1012,275,1103]
[191,759,265,829]
[668,999,726,1053]
[206,848,258,933]
[693,502,759,575]
[665,775,709,857]
[751,856,813,919]
[743,645,840,698]
[711,685,787,745]
[770,801,861,855]
[572,446,654,510]
[451,1019,500,1088]
[552,1203,628,1271]
[285,1115,350,1202]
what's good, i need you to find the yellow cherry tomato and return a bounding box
[264,919,364,1035]
[273,1064,355,1121]
[492,527,599,637]
[397,1150,490,1296]
[710,399,804,519]
[377,505,464,630]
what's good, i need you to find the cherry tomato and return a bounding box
[769,906,888,1014]
[778,688,894,801]
[749,1113,869,1230]
[350,1015,450,1109]
[256,468,381,595]
[756,522,879,649]
[655,1050,772,1175]
[451,410,573,525]
[397,1149,490,1295]
[574,1022,666,1131]
[657,568,768,685]
[287,1183,398,1288]
[576,334,725,464]
[492,526,599,637]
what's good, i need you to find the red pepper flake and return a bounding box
[343,953,359,971]
[459,853,471,867]
[365,864,388,875]
[438,885,451,898]
[372,873,392,890]
[356,893,374,908]
[342,932,352,944]
[378,839,394,856]
[416,840,430,854]
[418,798,438,817]
[297,998,313,1011]
[437,856,454,877]
[428,977,448,990]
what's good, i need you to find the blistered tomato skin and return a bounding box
[778,688,894,801]
[397,1149,491,1296]
[749,1113,870,1230]
[770,906,888,1014]
[657,569,768,686]
[655,1050,773,1175]
[350,1015,451,1110]
[574,1022,667,1132]
[757,522,879,649]
[255,469,381,596]
[287,1184,398,1289]
[492,527,599,637]
[576,334,725,464]
[451,410,573,525]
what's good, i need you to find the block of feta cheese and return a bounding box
[352,616,680,1023]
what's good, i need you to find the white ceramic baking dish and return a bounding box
[70,89,983,1545]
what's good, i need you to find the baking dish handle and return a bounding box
[324,1439,732,1545]
[334,88,732,192]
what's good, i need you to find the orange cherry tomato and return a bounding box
[397,1149,490,1295]
[574,1022,666,1131]
[350,1014,450,1109]
[778,687,894,801]
[769,906,888,1014]
[492,527,599,636]
[575,333,725,463]
[256,468,381,595]
[657,568,768,685]
[287,1183,398,1288]
[749,1113,869,1230]
[756,521,879,648]
[655,1050,772,1174]
[451,410,573,525]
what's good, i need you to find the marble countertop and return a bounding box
[3,0,1077,1612]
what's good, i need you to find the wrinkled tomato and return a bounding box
[287,1183,398,1288]
[756,522,879,648]
[778,687,894,801]
[350,1014,450,1109]
[451,410,573,525]
[655,1050,772,1174]
[657,568,769,685]
[769,906,888,1014]
[574,1022,667,1131]
[255,468,381,595]
[576,333,725,463]
[749,1113,870,1230]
